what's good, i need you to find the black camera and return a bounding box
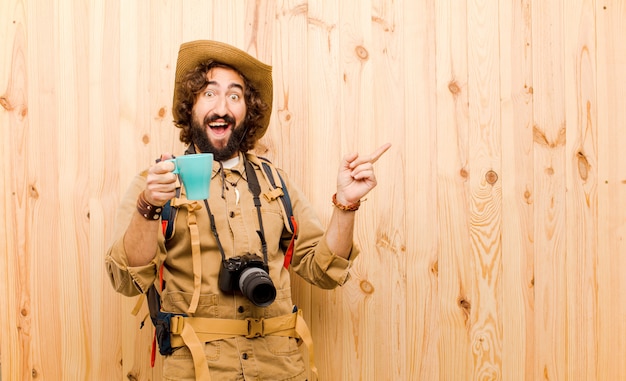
[218,254,276,307]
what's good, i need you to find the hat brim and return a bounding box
[172,40,273,140]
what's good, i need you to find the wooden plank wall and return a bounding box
[1,0,625,380]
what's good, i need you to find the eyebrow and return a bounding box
[207,81,244,92]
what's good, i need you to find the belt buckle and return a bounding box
[245,317,264,338]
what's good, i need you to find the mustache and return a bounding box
[204,114,236,126]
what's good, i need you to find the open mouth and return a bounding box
[205,114,236,137]
[208,121,230,134]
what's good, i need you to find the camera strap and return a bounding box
[243,156,269,265]
[201,155,269,266]
[203,199,227,263]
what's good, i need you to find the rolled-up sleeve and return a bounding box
[281,172,360,289]
[308,235,359,287]
[106,244,159,296]
[105,172,161,296]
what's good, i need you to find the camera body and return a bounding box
[218,253,276,307]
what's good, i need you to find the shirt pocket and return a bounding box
[168,339,221,362]
[239,199,286,257]
[264,335,300,356]
[164,291,219,317]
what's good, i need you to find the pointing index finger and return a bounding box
[369,143,392,164]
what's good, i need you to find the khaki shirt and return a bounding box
[106,152,359,380]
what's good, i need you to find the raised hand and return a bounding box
[335,143,391,206]
[144,153,178,206]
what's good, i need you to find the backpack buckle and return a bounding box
[245,318,264,338]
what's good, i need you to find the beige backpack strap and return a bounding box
[294,310,318,380]
[177,200,203,315]
[175,316,212,381]
[252,156,295,235]
[131,294,144,316]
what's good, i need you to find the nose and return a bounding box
[213,95,228,116]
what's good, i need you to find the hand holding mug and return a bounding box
[164,153,214,200]
[144,153,179,206]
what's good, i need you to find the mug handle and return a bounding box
[165,158,179,174]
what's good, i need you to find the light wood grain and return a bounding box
[337,0,379,379]
[499,0,535,379]
[564,1,599,379]
[0,1,28,380]
[532,1,568,380]
[435,0,474,379]
[366,0,407,378]
[467,0,504,379]
[596,2,626,381]
[1,1,626,380]
[303,1,342,380]
[404,0,439,379]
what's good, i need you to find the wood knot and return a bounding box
[278,109,292,124]
[0,96,14,110]
[458,297,471,323]
[448,80,461,95]
[485,170,498,185]
[577,151,589,181]
[524,188,532,204]
[29,184,39,199]
[359,280,375,294]
[460,167,469,179]
[534,124,566,148]
[431,260,438,276]
[157,107,166,119]
[459,298,471,312]
[142,134,150,145]
[355,45,369,61]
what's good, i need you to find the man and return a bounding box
[106,40,390,381]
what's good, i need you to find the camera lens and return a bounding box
[238,267,276,307]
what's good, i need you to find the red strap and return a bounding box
[159,263,164,290]
[283,216,298,269]
[151,329,157,367]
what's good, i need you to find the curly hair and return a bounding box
[173,61,268,152]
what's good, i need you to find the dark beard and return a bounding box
[190,115,247,161]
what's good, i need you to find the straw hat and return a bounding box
[173,40,273,140]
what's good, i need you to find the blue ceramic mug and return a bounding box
[167,153,213,200]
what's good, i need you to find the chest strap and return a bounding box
[168,310,317,381]
[178,200,203,314]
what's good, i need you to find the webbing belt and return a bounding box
[169,310,318,381]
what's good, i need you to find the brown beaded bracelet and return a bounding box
[332,193,360,211]
[136,191,163,220]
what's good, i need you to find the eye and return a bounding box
[229,93,241,101]
[203,90,215,97]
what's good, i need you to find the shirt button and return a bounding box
[241,353,248,360]
[237,306,244,313]
[229,211,235,218]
